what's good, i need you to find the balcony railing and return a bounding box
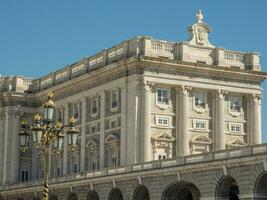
[1,143,267,191]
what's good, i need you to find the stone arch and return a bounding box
[215,176,239,200]
[87,190,99,200]
[49,194,58,200]
[66,193,78,200]
[108,188,123,200]
[133,184,150,200]
[255,172,267,199]
[161,181,201,200]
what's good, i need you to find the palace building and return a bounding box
[0,11,267,200]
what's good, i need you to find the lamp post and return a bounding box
[18,91,79,200]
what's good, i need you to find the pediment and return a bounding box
[105,134,119,144]
[228,139,247,147]
[191,136,212,144]
[86,139,99,147]
[152,133,175,141]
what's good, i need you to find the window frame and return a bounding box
[193,119,208,131]
[155,115,170,127]
[193,91,207,113]
[110,89,119,111]
[91,96,99,116]
[229,95,242,116]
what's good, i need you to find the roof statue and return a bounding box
[187,10,214,48]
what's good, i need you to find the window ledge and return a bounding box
[229,111,241,117]
[156,103,170,110]
[91,113,99,118]
[226,132,246,136]
[151,125,174,129]
[190,128,211,133]
[110,107,119,112]
[193,107,207,114]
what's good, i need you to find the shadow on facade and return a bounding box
[161,181,201,200]
[133,184,150,200]
[108,188,123,200]
[66,193,78,200]
[255,172,267,200]
[215,176,239,200]
[87,190,99,200]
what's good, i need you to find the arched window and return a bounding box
[105,135,120,167]
[133,185,149,200]
[49,194,58,200]
[67,193,78,200]
[255,172,267,200]
[86,140,99,171]
[162,181,201,200]
[216,176,239,200]
[108,188,123,200]
[87,190,99,200]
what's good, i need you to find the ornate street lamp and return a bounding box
[18,91,79,200]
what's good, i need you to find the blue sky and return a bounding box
[1,1,267,141]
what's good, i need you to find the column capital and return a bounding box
[215,90,228,99]
[176,85,192,95]
[143,81,155,91]
[252,93,262,103]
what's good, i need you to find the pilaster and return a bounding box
[63,104,69,175]
[120,86,127,165]
[80,97,87,172]
[248,94,262,144]
[99,91,105,168]
[177,86,191,157]
[214,90,227,151]
[140,81,153,162]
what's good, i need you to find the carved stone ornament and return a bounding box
[187,10,214,48]
[227,138,247,148]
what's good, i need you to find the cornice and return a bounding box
[140,56,267,82]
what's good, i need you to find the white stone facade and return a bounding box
[0,11,266,186]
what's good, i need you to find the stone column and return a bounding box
[63,104,69,175]
[99,91,105,168]
[0,112,4,183]
[80,97,87,172]
[120,86,127,165]
[251,94,262,144]
[177,86,191,157]
[214,90,227,151]
[141,81,152,162]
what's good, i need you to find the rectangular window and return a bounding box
[112,156,118,167]
[90,124,97,134]
[110,119,117,129]
[230,124,241,133]
[91,96,98,115]
[21,170,29,182]
[156,116,169,126]
[57,167,61,177]
[74,104,79,119]
[194,92,206,108]
[230,96,241,112]
[157,88,168,104]
[194,120,207,130]
[57,110,62,122]
[111,90,118,109]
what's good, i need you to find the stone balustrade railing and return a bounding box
[1,143,266,191]
[0,36,262,94]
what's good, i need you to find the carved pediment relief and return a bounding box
[187,10,214,48]
[86,139,99,148]
[227,139,247,147]
[152,132,175,142]
[191,136,212,144]
[105,134,119,144]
